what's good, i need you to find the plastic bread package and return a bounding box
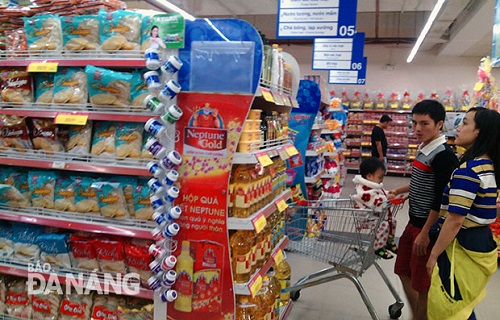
[54,175,76,212]
[35,233,72,269]
[140,132,154,159]
[12,223,44,263]
[29,170,56,209]
[58,293,92,320]
[0,184,29,208]
[65,122,92,155]
[5,278,32,319]
[124,243,153,287]
[110,176,136,217]
[92,181,129,219]
[30,118,65,153]
[34,73,55,104]
[98,9,142,52]
[140,15,152,51]
[23,14,63,53]
[68,235,99,271]
[90,121,116,158]
[92,295,125,320]
[118,299,153,320]
[0,167,31,205]
[93,238,127,274]
[52,68,88,106]
[0,68,34,103]
[72,176,100,214]
[86,65,132,108]
[61,15,99,51]
[0,223,14,259]
[115,122,142,159]
[32,291,62,320]
[130,70,149,108]
[0,115,33,151]
[133,179,154,220]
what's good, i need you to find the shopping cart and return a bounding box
[284,197,406,320]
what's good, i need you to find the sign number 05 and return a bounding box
[338,25,355,37]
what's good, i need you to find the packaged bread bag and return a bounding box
[98,9,142,52]
[53,67,88,105]
[91,121,116,157]
[23,14,63,53]
[30,118,65,153]
[86,65,132,108]
[0,115,33,151]
[61,15,99,51]
[0,69,33,103]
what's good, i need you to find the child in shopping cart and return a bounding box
[351,157,398,259]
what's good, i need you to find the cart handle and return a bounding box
[389,195,407,205]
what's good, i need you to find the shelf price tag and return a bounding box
[273,92,285,106]
[256,152,273,167]
[285,146,298,157]
[275,198,288,213]
[27,62,59,73]
[283,95,292,107]
[272,249,284,266]
[252,213,267,234]
[55,113,89,125]
[278,147,290,160]
[260,88,275,103]
[52,161,66,169]
[249,275,263,297]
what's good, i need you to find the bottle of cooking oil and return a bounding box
[245,230,258,275]
[233,164,253,218]
[255,228,266,269]
[263,221,272,261]
[174,241,194,312]
[275,259,291,307]
[235,295,257,320]
[260,277,275,320]
[266,268,281,320]
[230,230,252,283]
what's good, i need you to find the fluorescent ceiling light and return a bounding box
[407,0,446,63]
[145,0,196,21]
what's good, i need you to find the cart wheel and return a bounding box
[388,302,403,319]
[290,290,300,301]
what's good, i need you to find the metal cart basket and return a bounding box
[284,197,406,319]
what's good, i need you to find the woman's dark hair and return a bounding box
[459,107,500,185]
[412,99,446,124]
[360,157,386,179]
[150,25,159,36]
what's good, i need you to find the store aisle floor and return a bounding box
[286,174,500,320]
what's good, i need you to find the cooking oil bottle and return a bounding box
[235,295,257,320]
[230,230,252,283]
[275,259,291,307]
[174,240,194,312]
[267,268,281,319]
[233,164,253,218]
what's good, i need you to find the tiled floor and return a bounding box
[286,174,500,320]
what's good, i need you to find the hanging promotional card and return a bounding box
[150,13,185,50]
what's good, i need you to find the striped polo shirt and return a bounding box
[439,158,498,228]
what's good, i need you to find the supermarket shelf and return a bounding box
[0,103,156,122]
[233,140,293,164]
[311,123,328,130]
[321,129,342,135]
[0,257,153,299]
[304,170,324,184]
[233,236,289,295]
[349,109,411,114]
[346,130,362,135]
[324,150,343,157]
[386,154,407,160]
[0,149,153,176]
[228,189,292,230]
[0,205,156,239]
[305,148,325,156]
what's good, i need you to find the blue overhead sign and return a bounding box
[312,32,364,70]
[328,57,367,85]
[277,0,358,38]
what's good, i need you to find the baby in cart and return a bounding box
[351,157,398,259]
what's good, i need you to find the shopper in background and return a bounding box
[371,114,392,165]
[388,100,458,320]
[426,107,500,320]
[351,157,398,259]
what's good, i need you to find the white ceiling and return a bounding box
[130,0,497,58]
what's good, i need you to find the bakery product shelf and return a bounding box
[228,189,292,230]
[0,205,155,239]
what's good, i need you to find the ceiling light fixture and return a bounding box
[407,0,446,63]
[144,0,196,21]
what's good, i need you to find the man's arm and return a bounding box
[375,141,384,161]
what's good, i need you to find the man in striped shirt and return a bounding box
[389,100,458,320]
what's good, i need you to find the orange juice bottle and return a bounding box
[235,295,257,320]
[230,230,252,283]
[174,241,194,312]
[267,268,281,319]
[233,165,252,218]
[275,259,291,306]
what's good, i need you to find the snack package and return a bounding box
[140,15,152,51]
[92,181,129,219]
[69,235,99,271]
[32,291,62,320]
[140,132,154,159]
[0,115,33,151]
[92,295,125,320]
[0,68,33,103]
[36,233,72,269]
[0,223,14,258]
[54,175,76,212]
[86,65,132,107]
[99,9,142,51]
[73,176,100,214]
[0,167,31,204]
[118,300,153,320]
[133,179,153,220]
[0,184,29,208]
[5,278,31,318]
[58,294,92,320]
[91,121,116,157]
[30,118,64,153]
[61,15,99,51]
[110,176,136,217]
[12,223,44,263]
[5,28,28,57]
[93,238,127,273]
[53,68,88,105]
[0,276,6,314]
[363,92,373,109]
[65,122,92,155]
[29,171,56,209]
[34,73,55,104]
[115,122,142,159]
[23,14,63,53]
[130,70,149,108]
[124,243,152,287]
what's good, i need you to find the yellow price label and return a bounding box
[249,275,263,297]
[256,153,273,167]
[402,103,411,109]
[445,106,454,111]
[275,199,288,213]
[27,62,59,73]
[273,249,284,266]
[278,148,290,160]
[285,146,298,157]
[260,88,275,103]
[54,114,89,125]
[273,92,285,106]
[376,103,385,109]
[252,214,267,233]
[474,82,484,91]
[390,103,399,109]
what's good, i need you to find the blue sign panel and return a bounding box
[328,57,367,85]
[312,32,364,70]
